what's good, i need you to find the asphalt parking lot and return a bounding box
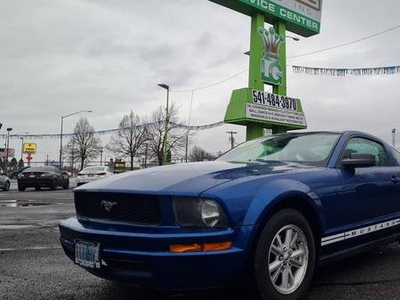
[1,180,400,300]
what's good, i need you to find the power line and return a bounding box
[168,24,400,92]
[171,69,248,93]
[288,24,400,59]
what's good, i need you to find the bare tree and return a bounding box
[64,117,102,170]
[106,111,149,170]
[188,145,216,162]
[147,103,187,165]
[17,159,25,170]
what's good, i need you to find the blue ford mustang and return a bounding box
[59,131,400,300]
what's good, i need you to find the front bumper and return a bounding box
[59,217,253,289]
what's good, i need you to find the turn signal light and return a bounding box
[169,241,232,253]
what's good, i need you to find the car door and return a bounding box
[321,136,400,247]
[56,169,65,185]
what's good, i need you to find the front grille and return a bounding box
[75,192,162,225]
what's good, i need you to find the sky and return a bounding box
[2,0,400,165]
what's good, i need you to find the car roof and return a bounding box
[23,166,59,172]
[81,166,108,171]
[268,130,384,141]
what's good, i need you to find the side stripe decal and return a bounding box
[321,218,400,246]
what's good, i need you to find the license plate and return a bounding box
[74,240,100,269]
[28,174,36,178]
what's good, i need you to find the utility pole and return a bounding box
[158,83,170,165]
[99,147,103,165]
[227,131,237,149]
[144,143,148,168]
[5,127,12,174]
[392,128,396,148]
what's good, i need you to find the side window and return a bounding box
[342,137,389,166]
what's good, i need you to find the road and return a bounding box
[1,180,400,300]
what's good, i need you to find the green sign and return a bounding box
[224,88,307,129]
[209,0,322,37]
[209,0,317,138]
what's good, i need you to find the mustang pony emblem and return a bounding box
[100,200,118,212]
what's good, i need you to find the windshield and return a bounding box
[217,132,341,166]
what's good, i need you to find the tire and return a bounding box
[35,186,41,191]
[253,209,315,300]
[18,185,26,191]
[50,180,57,190]
[63,180,69,189]
[3,181,10,191]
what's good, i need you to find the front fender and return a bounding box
[243,178,323,227]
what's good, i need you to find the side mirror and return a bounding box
[341,153,376,168]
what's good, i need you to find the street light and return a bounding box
[20,138,24,161]
[227,131,237,149]
[59,110,92,169]
[5,128,12,174]
[158,83,170,165]
[17,132,29,161]
[286,34,300,41]
[184,90,194,163]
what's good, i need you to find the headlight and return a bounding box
[173,197,229,228]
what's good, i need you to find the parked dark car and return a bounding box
[0,170,10,191]
[18,166,70,191]
[59,130,400,300]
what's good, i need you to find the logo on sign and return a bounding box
[258,26,285,86]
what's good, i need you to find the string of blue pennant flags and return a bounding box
[292,65,400,76]
[0,121,225,140]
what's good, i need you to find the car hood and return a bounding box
[75,161,314,195]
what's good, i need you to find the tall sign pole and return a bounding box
[247,12,265,140]
[272,20,288,134]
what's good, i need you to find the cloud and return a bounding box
[2,0,400,164]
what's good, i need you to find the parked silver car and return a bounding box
[0,170,11,191]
